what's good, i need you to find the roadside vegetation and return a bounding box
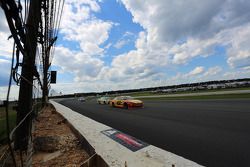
[0,106,16,144]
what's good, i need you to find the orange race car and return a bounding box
[109,96,143,109]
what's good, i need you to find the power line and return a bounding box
[1,0,64,156]
[5,42,17,167]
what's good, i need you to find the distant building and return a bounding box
[207,84,226,89]
[162,89,173,93]
[197,86,206,90]
[225,82,239,88]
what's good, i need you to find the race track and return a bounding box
[58,98,250,167]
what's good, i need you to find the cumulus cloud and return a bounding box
[121,0,250,42]
[203,66,222,77]
[223,68,250,79]
[224,26,250,68]
[168,66,224,85]
[53,46,104,82]
[0,8,15,99]
[0,10,9,33]
[0,10,13,60]
[60,1,113,56]
[188,66,205,76]
[120,0,250,68]
[51,0,117,83]
[0,32,13,59]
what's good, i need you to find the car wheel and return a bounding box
[123,103,128,109]
[104,101,106,104]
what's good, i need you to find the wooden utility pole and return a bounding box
[15,0,41,150]
[42,0,49,106]
[42,52,49,105]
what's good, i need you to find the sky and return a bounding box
[1,0,250,99]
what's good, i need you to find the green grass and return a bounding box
[0,107,16,144]
[0,101,43,145]
[121,87,250,97]
[140,93,250,101]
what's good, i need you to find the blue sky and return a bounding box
[1,0,250,98]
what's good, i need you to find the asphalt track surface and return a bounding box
[59,99,250,167]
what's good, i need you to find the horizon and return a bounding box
[51,77,250,96]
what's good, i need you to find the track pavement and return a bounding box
[59,98,250,167]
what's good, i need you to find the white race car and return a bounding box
[78,97,86,102]
[97,97,111,104]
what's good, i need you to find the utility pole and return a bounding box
[15,0,41,150]
[42,0,49,106]
[41,0,57,106]
[42,51,49,106]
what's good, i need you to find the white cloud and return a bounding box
[104,43,112,49]
[224,26,250,68]
[227,51,250,68]
[188,66,205,76]
[120,0,250,68]
[51,0,117,83]
[223,68,250,79]
[65,0,101,12]
[0,32,13,59]
[203,66,222,77]
[0,9,14,60]
[114,31,135,49]
[121,0,250,43]
[170,38,217,65]
[114,39,129,49]
[0,85,19,101]
[60,1,113,56]
[53,46,104,82]
[0,16,13,89]
[0,10,9,33]
[169,66,224,85]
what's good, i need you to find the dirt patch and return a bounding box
[32,105,89,166]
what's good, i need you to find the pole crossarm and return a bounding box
[0,0,25,55]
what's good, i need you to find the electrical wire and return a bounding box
[55,0,65,38]
[50,0,65,63]
[13,72,39,89]
[5,42,17,167]
[53,0,62,38]
[9,102,44,141]
[1,2,57,166]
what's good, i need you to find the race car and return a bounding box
[109,96,143,109]
[97,97,111,104]
[78,97,85,102]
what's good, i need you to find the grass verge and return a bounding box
[0,107,16,144]
[124,87,250,97]
[139,93,250,101]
